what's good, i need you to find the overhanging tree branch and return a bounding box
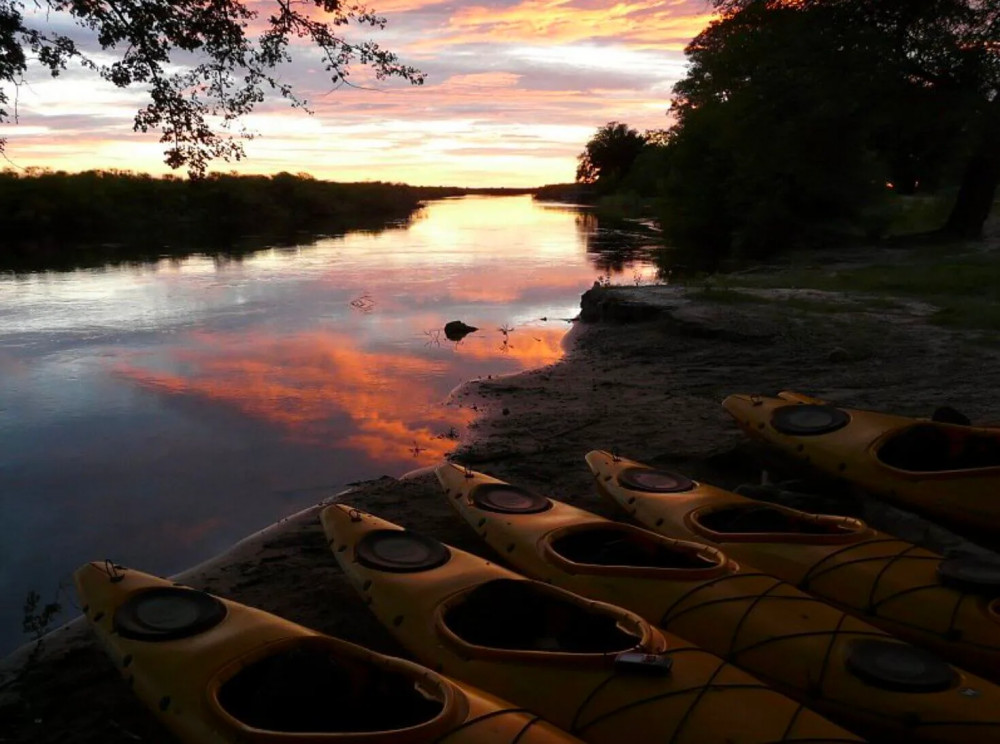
[0,0,425,176]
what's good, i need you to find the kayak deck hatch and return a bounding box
[217,643,445,733]
[442,579,640,654]
[355,529,452,573]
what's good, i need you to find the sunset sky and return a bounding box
[2,0,715,186]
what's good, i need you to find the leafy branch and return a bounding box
[0,0,425,175]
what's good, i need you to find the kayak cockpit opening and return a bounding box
[695,504,861,538]
[549,526,721,571]
[877,423,1000,472]
[442,579,642,654]
[217,642,445,733]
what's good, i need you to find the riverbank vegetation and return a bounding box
[0,170,529,272]
[714,248,1000,332]
[577,0,999,268]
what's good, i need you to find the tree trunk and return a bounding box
[943,105,1000,239]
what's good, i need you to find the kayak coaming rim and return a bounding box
[203,634,469,743]
[538,523,736,582]
[684,504,869,547]
[431,579,666,669]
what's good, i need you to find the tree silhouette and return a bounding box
[663,0,999,258]
[576,121,648,192]
[0,1,424,176]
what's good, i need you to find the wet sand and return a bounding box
[4,278,1000,743]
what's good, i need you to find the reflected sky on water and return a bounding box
[0,195,661,653]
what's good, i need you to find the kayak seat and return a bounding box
[698,505,849,536]
[443,579,638,654]
[550,528,716,570]
[879,424,1000,472]
[217,644,443,732]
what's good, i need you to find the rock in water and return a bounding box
[444,320,478,341]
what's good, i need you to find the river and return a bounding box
[0,195,662,655]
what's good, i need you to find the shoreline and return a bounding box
[4,276,1000,742]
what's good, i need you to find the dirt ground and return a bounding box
[3,268,1000,743]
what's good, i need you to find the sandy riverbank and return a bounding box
[3,272,1000,743]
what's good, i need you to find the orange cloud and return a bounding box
[7,0,713,185]
[444,72,524,89]
[440,0,714,49]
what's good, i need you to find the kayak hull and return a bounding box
[722,391,1000,530]
[322,504,860,744]
[437,462,1000,743]
[585,449,1000,686]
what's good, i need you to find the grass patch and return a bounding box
[932,300,1000,331]
[692,287,775,305]
[883,194,955,236]
[694,287,864,314]
[781,296,858,314]
[718,244,1000,331]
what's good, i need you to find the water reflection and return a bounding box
[112,328,570,463]
[576,211,664,275]
[0,195,658,654]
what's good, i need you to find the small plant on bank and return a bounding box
[22,589,62,666]
[22,591,61,641]
[498,324,514,353]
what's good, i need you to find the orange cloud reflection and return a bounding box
[112,327,563,464]
[453,327,567,368]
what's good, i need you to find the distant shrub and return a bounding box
[0,170,456,271]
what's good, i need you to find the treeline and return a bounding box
[577,0,998,268]
[0,170,510,272]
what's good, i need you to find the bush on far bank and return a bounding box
[0,170,462,272]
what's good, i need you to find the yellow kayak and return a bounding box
[322,503,860,744]
[75,561,587,744]
[586,449,1000,685]
[435,461,1000,743]
[722,391,1000,530]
